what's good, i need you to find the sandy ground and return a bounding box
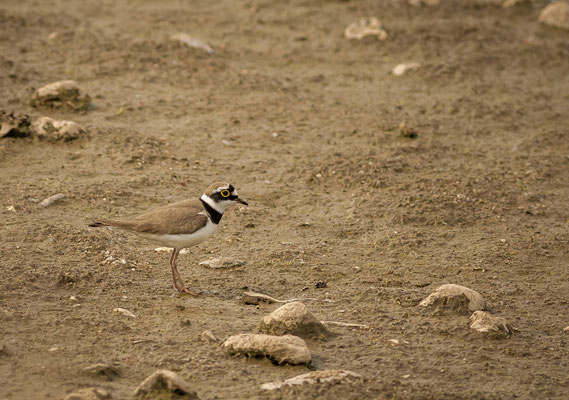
[1,0,569,399]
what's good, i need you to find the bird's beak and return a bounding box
[236,198,248,206]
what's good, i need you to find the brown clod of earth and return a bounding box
[0,110,31,138]
[259,301,329,339]
[223,333,311,365]
[64,387,111,400]
[398,122,418,139]
[344,17,388,40]
[133,370,199,399]
[420,284,486,314]
[30,80,91,111]
[83,363,121,381]
[261,369,364,391]
[469,311,513,339]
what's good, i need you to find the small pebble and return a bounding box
[392,62,420,76]
[201,330,218,342]
[113,307,136,318]
[171,32,214,54]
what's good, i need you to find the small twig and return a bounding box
[321,321,370,330]
[131,339,155,345]
[243,291,335,305]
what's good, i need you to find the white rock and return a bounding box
[199,257,245,269]
[538,1,569,30]
[563,326,569,332]
[39,193,65,208]
[224,333,311,365]
[392,62,421,76]
[134,369,198,398]
[113,307,136,318]
[419,284,486,313]
[259,302,329,339]
[171,33,214,54]
[469,311,512,338]
[344,17,388,40]
[31,117,86,141]
[261,370,363,391]
[6,205,16,213]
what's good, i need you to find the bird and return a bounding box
[88,182,248,295]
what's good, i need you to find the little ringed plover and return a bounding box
[89,182,248,295]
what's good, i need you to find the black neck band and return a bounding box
[201,199,223,224]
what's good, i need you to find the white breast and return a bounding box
[134,219,218,249]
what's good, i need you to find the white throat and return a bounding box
[200,194,230,213]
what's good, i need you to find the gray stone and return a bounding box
[538,1,569,30]
[261,370,363,391]
[224,333,311,365]
[419,284,486,314]
[259,302,329,339]
[134,369,199,399]
[64,387,110,400]
[469,311,513,338]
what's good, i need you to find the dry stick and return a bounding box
[243,292,369,328]
[243,291,335,304]
[320,321,370,330]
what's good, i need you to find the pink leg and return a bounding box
[171,248,198,296]
[170,249,182,291]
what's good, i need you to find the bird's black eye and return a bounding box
[220,189,230,198]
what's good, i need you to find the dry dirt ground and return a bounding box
[1,0,569,399]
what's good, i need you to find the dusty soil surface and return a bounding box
[1,0,568,399]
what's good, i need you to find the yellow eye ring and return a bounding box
[220,190,230,198]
